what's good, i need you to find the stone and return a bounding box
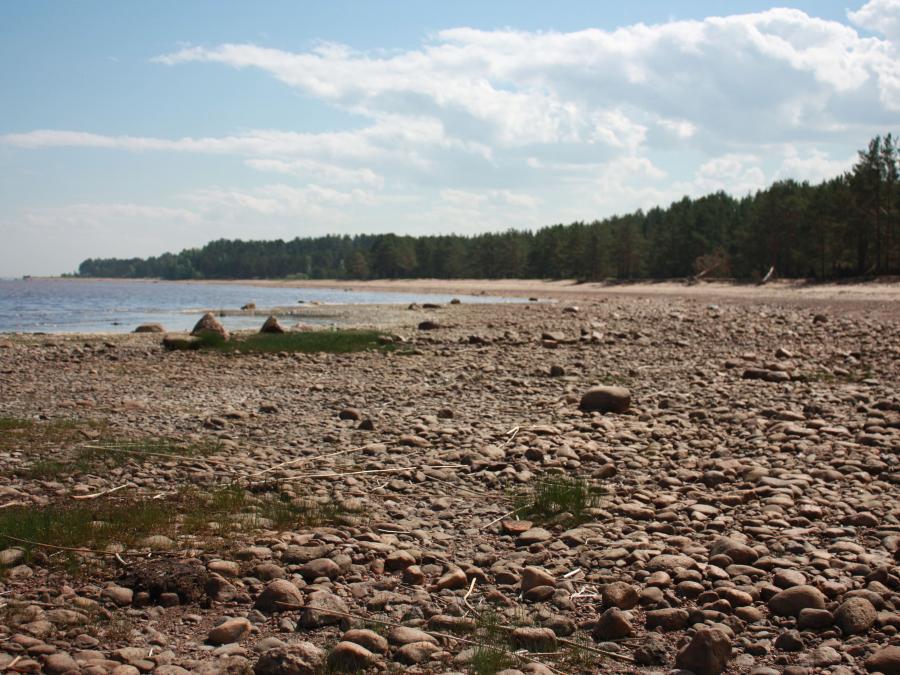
[341,628,389,654]
[602,582,638,609]
[834,597,877,634]
[510,627,557,651]
[418,320,440,330]
[645,608,689,631]
[326,642,380,672]
[253,642,324,675]
[388,626,437,646]
[43,652,79,674]
[521,566,555,592]
[254,579,303,613]
[774,630,804,651]
[634,635,669,666]
[767,585,827,616]
[0,547,25,566]
[101,585,134,607]
[207,617,252,645]
[385,550,416,571]
[675,627,732,675]
[299,591,348,628]
[339,408,361,421]
[592,607,633,640]
[133,323,164,333]
[797,608,833,629]
[300,558,341,581]
[433,567,467,590]
[709,537,759,565]
[162,334,203,351]
[191,312,229,340]
[260,316,285,334]
[579,386,631,413]
[395,642,441,664]
[865,646,900,674]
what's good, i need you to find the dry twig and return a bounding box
[71,484,128,500]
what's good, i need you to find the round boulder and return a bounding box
[767,585,827,617]
[579,386,631,413]
[834,597,877,634]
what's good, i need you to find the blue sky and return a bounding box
[1,1,898,276]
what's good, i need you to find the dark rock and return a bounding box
[260,316,285,334]
[675,627,732,675]
[579,386,631,413]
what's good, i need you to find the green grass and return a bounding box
[0,417,104,454]
[514,475,603,525]
[470,610,517,675]
[0,498,177,555]
[201,330,393,354]
[15,437,223,479]
[0,417,35,431]
[0,484,356,568]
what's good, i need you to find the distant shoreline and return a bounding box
[19,275,900,304]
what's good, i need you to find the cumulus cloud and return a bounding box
[3,2,898,275]
[849,0,900,41]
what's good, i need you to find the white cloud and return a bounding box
[3,5,898,275]
[774,146,856,183]
[245,158,384,187]
[849,0,900,42]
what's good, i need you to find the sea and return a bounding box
[0,278,527,334]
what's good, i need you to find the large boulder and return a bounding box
[191,312,229,340]
[260,316,285,334]
[162,334,203,351]
[579,386,631,413]
[133,323,164,333]
[768,585,827,617]
[834,597,877,634]
[866,645,900,674]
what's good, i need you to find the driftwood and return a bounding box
[758,265,775,285]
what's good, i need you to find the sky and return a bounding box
[1,1,899,276]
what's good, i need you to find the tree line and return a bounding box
[78,134,900,282]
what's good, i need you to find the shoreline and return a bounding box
[23,275,900,303]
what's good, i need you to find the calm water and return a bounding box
[0,279,525,333]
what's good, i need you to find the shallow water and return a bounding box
[0,279,525,333]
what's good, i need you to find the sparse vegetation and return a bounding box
[514,475,603,525]
[14,436,223,479]
[0,484,356,568]
[202,329,393,354]
[470,610,516,675]
[0,416,105,454]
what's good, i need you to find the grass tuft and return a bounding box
[470,609,516,675]
[514,474,603,525]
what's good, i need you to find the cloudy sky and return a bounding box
[1,1,898,276]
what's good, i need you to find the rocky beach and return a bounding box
[0,283,898,674]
